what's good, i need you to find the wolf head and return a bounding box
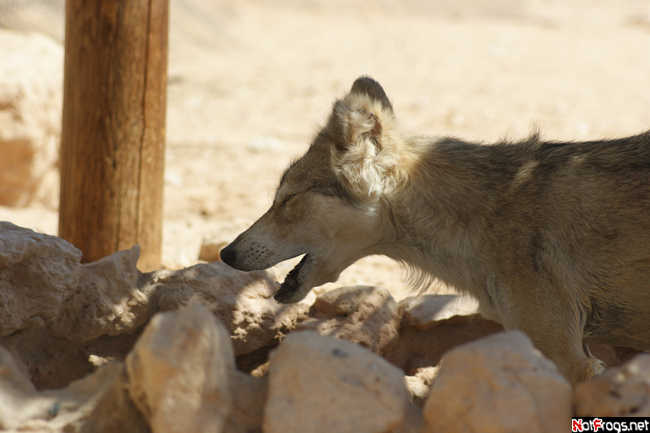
[221,77,411,303]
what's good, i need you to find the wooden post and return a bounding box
[59,0,168,271]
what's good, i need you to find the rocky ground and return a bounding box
[1,0,650,432]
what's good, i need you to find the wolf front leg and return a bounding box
[497,279,604,386]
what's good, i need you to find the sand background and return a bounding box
[1,0,649,300]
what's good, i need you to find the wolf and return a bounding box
[221,76,650,385]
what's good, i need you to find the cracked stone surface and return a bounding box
[424,331,572,433]
[263,331,422,433]
[0,222,81,336]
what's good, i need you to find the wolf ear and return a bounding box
[328,78,402,200]
[334,102,383,155]
[349,76,393,113]
[333,77,393,154]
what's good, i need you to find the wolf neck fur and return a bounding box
[375,136,504,294]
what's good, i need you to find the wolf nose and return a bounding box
[220,244,236,266]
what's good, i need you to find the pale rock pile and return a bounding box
[0,222,80,336]
[0,222,646,432]
[263,330,422,433]
[424,332,572,433]
[0,29,63,208]
[574,354,650,416]
[295,285,400,356]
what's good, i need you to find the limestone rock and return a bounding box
[263,331,417,433]
[227,370,267,433]
[295,286,400,355]
[0,29,63,208]
[0,222,81,336]
[385,294,503,374]
[126,302,235,433]
[0,344,40,429]
[0,344,139,433]
[2,251,308,391]
[574,354,650,417]
[1,321,144,391]
[424,331,572,433]
[399,294,479,329]
[80,364,151,433]
[47,363,144,433]
[140,262,310,356]
[49,246,147,342]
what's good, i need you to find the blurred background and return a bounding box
[1,0,649,299]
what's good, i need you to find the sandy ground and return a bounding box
[1,0,650,301]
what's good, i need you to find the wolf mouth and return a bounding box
[274,254,309,302]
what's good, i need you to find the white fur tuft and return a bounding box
[331,93,411,201]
